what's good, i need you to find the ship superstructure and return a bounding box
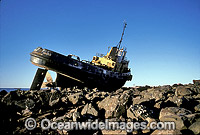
[30,23,132,91]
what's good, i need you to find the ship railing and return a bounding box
[34,47,43,52]
[81,60,90,64]
[68,54,80,61]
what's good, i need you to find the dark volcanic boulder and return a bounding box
[85,91,108,102]
[1,90,24,106]
[127,104,153,121]
[194,104,200,112]
[189,121,200,135]
[151,129,182,135]
[140,86,172,102]
[166,96,187,107]
[193,80,200,86]
[0,90,7,98]
[98,91,130,119]
[81,103,98,117]
[185,113,200,126]
[98,95,123,118]
[48,89,61,107]
[14,98,35,109]
[68,92,84,105]
[1,81,200,135]
[175,86,193,96]
[159,107,192,130]
[132,96,151,105]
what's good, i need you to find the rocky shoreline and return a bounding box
[0,81,200,134]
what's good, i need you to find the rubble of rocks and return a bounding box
[0,80,200,134]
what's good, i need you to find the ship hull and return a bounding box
[30,48,131,91]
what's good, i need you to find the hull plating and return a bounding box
[30,48,131,91]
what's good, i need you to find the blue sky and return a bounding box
[0,0,200,88]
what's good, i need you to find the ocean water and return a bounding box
[0,88,29,92]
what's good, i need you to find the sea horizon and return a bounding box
[0,88,30,92]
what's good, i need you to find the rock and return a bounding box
[54,114,70,122]
[193,94,200,99]
[173,83,184,87]
[152,90,167,101]
[141,117,156,134]
[142,129,151,134]
[49,90,61,107]
[57,129,68,135]
[193,86,200,93]
[127,104,153,121]
[181,95,199,111]
[72,108,81,121]
[145,117,156,125]
[97,90,130,119]
[21,107,32,116]
[81,103,98,117]
[196,117,200,121]
[85,93,94,100]
[154,101,163,109]
[175,86,193,96]
[14,98,35,110]
[160,115,185,130]
[127,106,136,120]
[36,112,51,120]
[61,96,68,104]
[136,85,151,91]
[131,89,140,96]
[115,88,124,93]
[49,98,59,107]
[101,130,127,135]
[153,85,173,101]
[23,90,36,98]
[193,80,200,86]
[189,121,200,134]
[68,92,84,105]
[1,82,200,134]
[151,129,182,135]
[132,96,151,105]
[164,107,192,116]
[166,96,186,107]
[194,104,200,112]
[0,90,7,97]
[98,95,126,118]
[65,108,81,121]
[140,86,171,102]
[185,113,200,126]
[85,91,108,102]
[1,90,24,106]
[159,107,192,130]
[159,85,173,91]
[37,90,52,106]
[119,90,132,107]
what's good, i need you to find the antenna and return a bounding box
[107,46,110,54]
[117,21,127,49]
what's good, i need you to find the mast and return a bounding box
[117,21,127,49]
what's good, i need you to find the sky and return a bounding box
[0,0,200,88]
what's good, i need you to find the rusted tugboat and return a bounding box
[30,23,132,91]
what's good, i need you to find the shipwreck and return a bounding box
[30,23,132,91]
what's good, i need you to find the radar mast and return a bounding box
[117,21,127,49]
